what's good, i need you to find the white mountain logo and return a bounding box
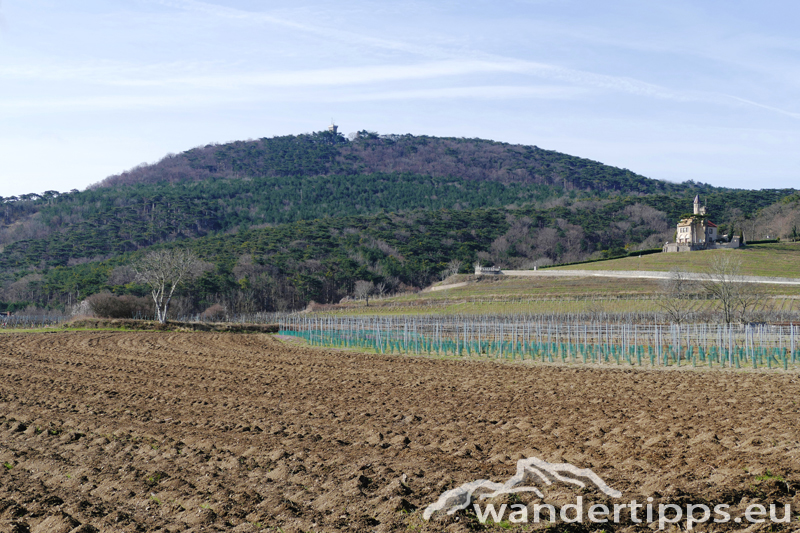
[423,456,622,520]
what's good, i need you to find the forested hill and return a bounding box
[4,193,798,314]
[3,130,786,259]
[96,130,686,194]
[0,200,697,313]
[0,129,797,314]
[0,169,791,274]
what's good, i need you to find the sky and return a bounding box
[1,0,799,196]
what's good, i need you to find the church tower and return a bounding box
[693,195,707,216]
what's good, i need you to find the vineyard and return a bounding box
[6,309,800,371]
[329,293,800,317]
[280,314,800,370]
[0,314,69,330]
[328,271,800,317]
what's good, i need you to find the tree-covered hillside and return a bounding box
[7,130,678,257]
[96,130,682,194]
[0,130,796,314]
[0,172,562,267]
[0,178,790,275]
[0,131,789,266]
[5,199,675,313]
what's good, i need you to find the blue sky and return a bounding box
[1,0,798,196]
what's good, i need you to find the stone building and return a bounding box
[663,196,740,252]
[474,265,502,275]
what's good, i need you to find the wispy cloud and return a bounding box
[722,94,800,120]
[8,0,784,116]
[150,59,683,98]
[3,1,797,120]
[0,93,233,113]
[0,83,583,115]
[137,60,553,88]
[326,85,587,102]
[134,0,724,106]
[148,0,450,59]
[0,55,688,106]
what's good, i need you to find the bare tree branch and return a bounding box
[440,259,463,281]
[700,255,767,324]
[133,249,206,323]
[655,267,697,324]
[701,256,741,324]
[353,280,374,306]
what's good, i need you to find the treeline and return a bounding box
[4,199,678,313]
[0,172,565,268]
[3,196,796,315]
[1,130,797,315]
[1,182,790,274]
[2,131,791,270]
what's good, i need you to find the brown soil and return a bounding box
[65,318,279,334]
[1,332,799,532]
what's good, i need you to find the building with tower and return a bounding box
[663,196,740,252]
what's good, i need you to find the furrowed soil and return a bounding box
[1,332,800,532]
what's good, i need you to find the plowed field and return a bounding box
[1,331,799,532]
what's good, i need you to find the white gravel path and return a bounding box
[498,269,800,285]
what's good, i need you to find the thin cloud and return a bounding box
[139,60,542,88]
[0,55,688,104]
[0,94,234,113]
[0,59,534,89]
[5,55,793,121]
[149,0,449,59]
[6,0,796,122]
[140,0,698,102]
[324,85,587,102]
[722,94,800,120]
[0,84,582,114]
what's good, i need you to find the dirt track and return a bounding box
[1,332,800,532]
[501,269,800,286]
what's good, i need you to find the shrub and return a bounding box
[87,292,152,318]
[200,303,226,321]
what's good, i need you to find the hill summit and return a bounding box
[96,131,681,195]
[0,130,796,314]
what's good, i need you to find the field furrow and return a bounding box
[1,332,799,532]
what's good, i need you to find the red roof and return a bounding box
[707,221,717,227]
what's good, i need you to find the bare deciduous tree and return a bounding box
[375,282,387,298]
[656,267,697,323]
[440,259,463,280]
[133,249,206,323]
[735,279,766,324]
[701,255,766,323]
[354,280,375,306]
[701,256,741,323]
[384,276,400,293]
